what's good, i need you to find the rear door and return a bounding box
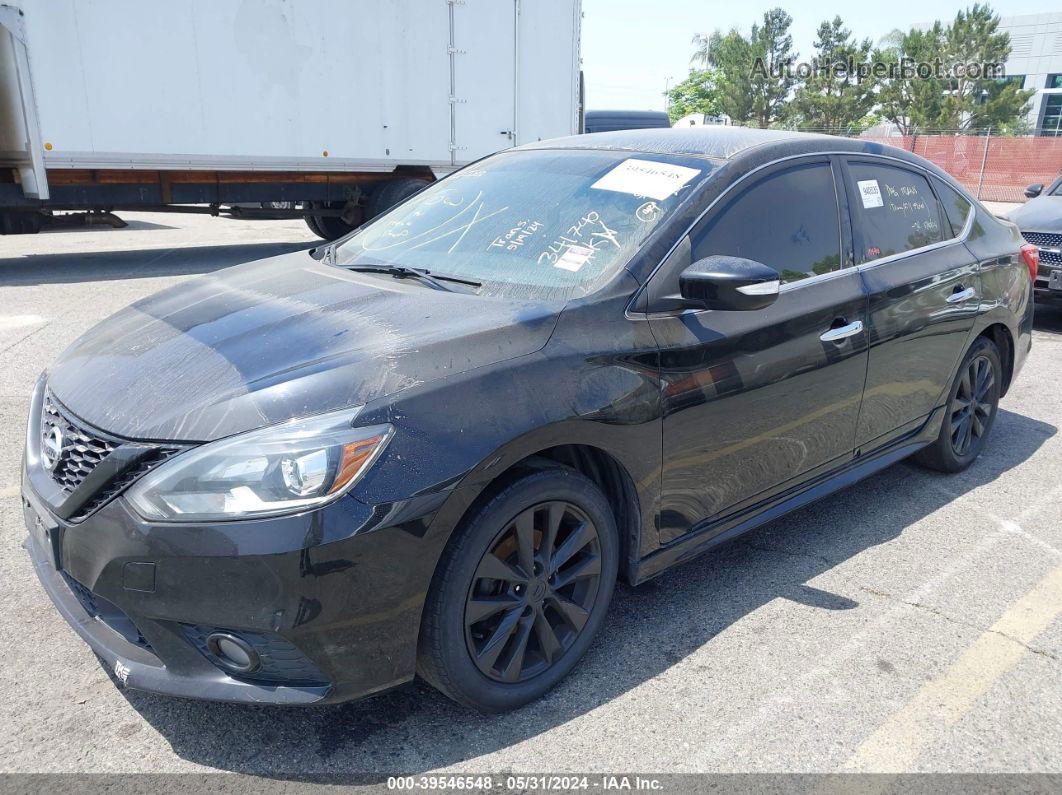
[840,157,980,450]
[645,156,869,543]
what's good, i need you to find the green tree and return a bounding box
[877,4,1033,134]
[666,69,722,122]
[748,8,797,128]
[691,8,795,128]
[692,29,755,124]
[940,4,1033,132]
[788,17,876,133]
[875,25,948,134]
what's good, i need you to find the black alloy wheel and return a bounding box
[464,501,603,683]
[914,336,1002,473]
[417,465,618,712]
[949,353,996,456]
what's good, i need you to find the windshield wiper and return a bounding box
[343,263,481,291]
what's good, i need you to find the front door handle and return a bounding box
[946,286,976,303]
[819,319,864,343]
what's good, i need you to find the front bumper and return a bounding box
[1033,263,1062,303]
[22,473,451,705]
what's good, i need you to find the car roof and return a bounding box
[516,126,840,162]
[511,126,977,206]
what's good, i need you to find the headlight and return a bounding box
[126,409,393,522]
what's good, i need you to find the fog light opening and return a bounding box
[206,632,261,674]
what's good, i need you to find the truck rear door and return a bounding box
[451,0,517,163]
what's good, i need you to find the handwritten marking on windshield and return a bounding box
[536,210,622,266]
[636,201,662,223]
[362,190,508,254]
[489,219,544,252]
[411,199,510,254]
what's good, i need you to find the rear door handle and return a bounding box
[946,286,976,303]
[819,319,864,343]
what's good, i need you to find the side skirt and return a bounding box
[631,404,946,584]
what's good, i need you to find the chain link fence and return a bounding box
[837,131,1062,204]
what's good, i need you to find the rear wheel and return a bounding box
[417,466,618,712]
[304,201,361,240]
[913,336,1002,473]
[303,211,328,239]
[366,177,430,220]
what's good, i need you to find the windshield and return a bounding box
[336,149,717,301]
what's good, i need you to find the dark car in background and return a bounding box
[23,128,1034,713]
[1010,174,1062,303]
[583,109,672,133]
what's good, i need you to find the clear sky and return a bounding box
[581,0,1052,111]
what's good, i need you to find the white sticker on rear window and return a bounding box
[857,179,884,208]
[554,244,593,272]
[591,159,701,201]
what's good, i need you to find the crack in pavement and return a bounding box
[860,585,1059,662]
[735,540,1059,663]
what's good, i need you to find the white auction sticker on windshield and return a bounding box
[554,244,593,272]
[591,159,701,201]
[857,179,884,208]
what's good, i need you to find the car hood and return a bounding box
[1008,195,1062,232]
[46,251,560,441]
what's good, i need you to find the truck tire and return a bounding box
[305,201,359,240]
[1,211,43,235]
[366,178,430,220]
[304,213,329,239]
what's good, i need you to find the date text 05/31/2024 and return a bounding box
[386,775,665,791]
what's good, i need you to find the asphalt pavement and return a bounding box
[0,212,1059,778]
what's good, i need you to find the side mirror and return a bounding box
[1025,183,1044,199]
[678,255,780,311]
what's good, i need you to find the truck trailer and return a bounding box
[0,0,582,237]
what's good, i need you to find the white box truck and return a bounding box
[0,0,582,237]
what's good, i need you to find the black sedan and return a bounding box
[1010,175,1062,303]
[22,128,1034,713]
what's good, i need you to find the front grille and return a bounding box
[1022,231,1062,248]
[42,394,118,493]
[67,448,182,523]
[1022,231,1062,267]
[39,390,185,521]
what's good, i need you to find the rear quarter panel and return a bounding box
[964,207,1034,388]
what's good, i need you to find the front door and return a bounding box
[645,158,869,544]
[839,157,981,450]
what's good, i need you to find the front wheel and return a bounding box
[417,466,619,712]
[913,336,1002,473]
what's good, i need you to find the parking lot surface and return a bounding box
[0,213,1059,776]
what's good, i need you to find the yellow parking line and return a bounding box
[842,561,1062,772]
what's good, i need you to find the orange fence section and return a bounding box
[859,135,1062,204]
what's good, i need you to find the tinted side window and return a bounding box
[933,179,973,237]
[690,162,842,284]
[847,162,943,263]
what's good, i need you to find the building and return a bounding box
[996,13,1062,135]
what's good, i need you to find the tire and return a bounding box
[913,336,1002,473]
[417,466,619,713]
[304,201,359,240]
[366,177,429,220]
[304,213,328,239]
[1,210,43,235]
